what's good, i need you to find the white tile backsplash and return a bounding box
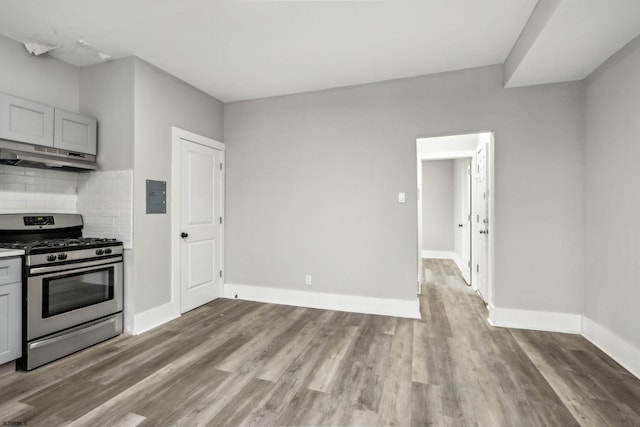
[0,193,77,213]
[0,165,79,193]
[0,165,133,248]
[0,165,78,213]
[77,170,133,248]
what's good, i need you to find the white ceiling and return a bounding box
[0,1,638,102]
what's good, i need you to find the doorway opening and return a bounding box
[416,132,494,306]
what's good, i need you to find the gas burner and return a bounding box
[0,237,122,255]
[35,238,117,246]
[80,238,119,244]
[2,238,97,248]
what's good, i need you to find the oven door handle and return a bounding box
[30,256,123,276]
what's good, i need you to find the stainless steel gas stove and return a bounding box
[0,213,123,370]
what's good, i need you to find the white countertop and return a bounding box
[0,248,25,258]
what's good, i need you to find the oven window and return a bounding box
[42,268,114,318]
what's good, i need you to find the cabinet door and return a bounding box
[0,282,21,364]
[0,93,54,147]
[0,257,21,364]
[54,109,97,155]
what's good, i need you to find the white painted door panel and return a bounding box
[475,142,489,302]
[461,160,472,284]
[0,258,22,364]
[180,139,223,313]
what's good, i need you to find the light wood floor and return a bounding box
[1,259,639,426]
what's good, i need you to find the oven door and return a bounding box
[27,257,123,341]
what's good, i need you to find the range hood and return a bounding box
[0,140,97,172]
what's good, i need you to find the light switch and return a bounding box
[398,192,406,203]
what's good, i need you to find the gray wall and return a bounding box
[77,55,226,319]
[584,35,640,348]
[224,64,585,311]
[421,160,454,252]
[79,58,135,171]
[0,34,79,112]
[133,58,224,313]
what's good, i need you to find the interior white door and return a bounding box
[460,160,472,284]
[475,142,489,302]
[180,138,223,313]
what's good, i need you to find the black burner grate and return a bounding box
[0,237,121,254]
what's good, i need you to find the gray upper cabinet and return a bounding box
[54,109,97,155]
[0,93,54,147]
[0,92,98,156]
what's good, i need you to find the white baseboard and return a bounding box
[582,317,640,380]
[488,305,582,334]
[421,250,455,260]
[224,283,421,319]
[477,305,640,380]
[450,252,471,285]
[132,301,180,335]
[451,252,462,270]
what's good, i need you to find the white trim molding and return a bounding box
[450,252,471,285]
[450,251,463,269]
[132,301,181,335]
[488,305,582,334]
[582,317,640,380]
[224,283,421,319]
[418,150,476,160]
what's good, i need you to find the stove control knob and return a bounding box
[57,253,68,261]
[95,249,104,255]
[47,254,57,262]
[104,248,112,254]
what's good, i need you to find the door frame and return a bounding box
[171,127,225,315]
[416,131,495,308]
[471,138,489,301]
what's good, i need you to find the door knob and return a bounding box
[458,224,463,228]
[181,232,189,238]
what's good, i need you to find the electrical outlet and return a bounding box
[305,275,312,285]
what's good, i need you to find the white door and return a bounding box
[475,142,489,302]
[180,138,224,313]
[460,160,472,284]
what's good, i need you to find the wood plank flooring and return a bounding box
[1,258,639,426]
